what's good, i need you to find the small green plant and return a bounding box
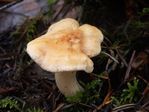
[66,79,101,103]
[0,97,45,112]
[48,0,56,5]
[142,8,149,14]
[11,18,40,44]
[26,107,44,112]
[46,0,56,16]
[26,20,37,41]
[0,97,20,111]
[65,79,101,112]
[66,91,83,103]
[83,79,101,103]
[131,21,148,29]
[112,77,140,106]
[121,78,139,103]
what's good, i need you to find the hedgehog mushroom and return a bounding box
[26,18,103,96]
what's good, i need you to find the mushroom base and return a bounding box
[55,71,83,96]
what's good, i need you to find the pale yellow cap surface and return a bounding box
[26,18,103,73]
[79,24,104,57]
[27,30,93,73]
[47,18,79,34]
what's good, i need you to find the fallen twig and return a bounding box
[124,50,136,83]
[93,75,113,112]
[112,103,137,112]
[101,51,119,64]
[0,0,22,11]
[53,103,65,112]
[93,91,112,112]
[115,48,128,67]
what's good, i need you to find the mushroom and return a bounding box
[47,18,79,33]
[26,18,103,96]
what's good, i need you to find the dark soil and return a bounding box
[0,0,149,112]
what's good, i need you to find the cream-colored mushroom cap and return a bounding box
[26,18,104,97]
[79,24,104,57]
[26,30,93,73]
[47,18,79,33]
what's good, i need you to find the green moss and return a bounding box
[0,97,20,111]
[66,79,102,103]
[112,77,140,106]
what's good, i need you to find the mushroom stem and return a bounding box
[55,71,83,96]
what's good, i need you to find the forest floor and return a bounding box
[0,0,149,112]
